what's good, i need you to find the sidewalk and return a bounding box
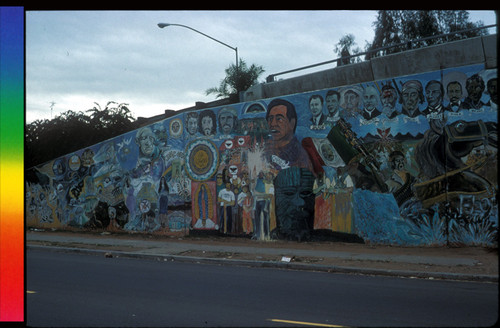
[26,229,498,282]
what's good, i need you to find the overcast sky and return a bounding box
[25,10,497,123]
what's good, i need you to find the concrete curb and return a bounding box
[27,245,498,283]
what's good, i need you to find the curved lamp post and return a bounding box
[157,23,238,72]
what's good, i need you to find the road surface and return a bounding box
[27,248,498,327]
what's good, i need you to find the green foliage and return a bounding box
[333,34,363,65]
[25,102,136,168]
[365,10,488,59]
[206,58,265,99]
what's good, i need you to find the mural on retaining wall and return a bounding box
[26,64,498,246]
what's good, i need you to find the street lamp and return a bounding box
[157,23,238,72]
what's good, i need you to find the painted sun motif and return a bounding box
[185,139,219,181]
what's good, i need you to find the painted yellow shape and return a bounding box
[331,192,353,233]
[268,318,348,327]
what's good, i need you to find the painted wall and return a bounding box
[26,63,498,246]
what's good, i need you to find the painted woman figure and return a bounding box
[193,182,216,229]
[158,176,170,230]
[238,184,254,235]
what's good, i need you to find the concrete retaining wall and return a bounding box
[244,35,497,102]
[26,36,497,246]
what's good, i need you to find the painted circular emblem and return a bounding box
[169,118,183,138]
[68,154,81,171]
[186,139,219,181]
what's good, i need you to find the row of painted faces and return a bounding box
[164,72,497,144]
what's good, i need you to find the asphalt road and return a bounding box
[27,248,498,327]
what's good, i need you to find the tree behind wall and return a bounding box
[206,58,265,101]
[365,10,489,59]
[334,34,363,66]
[25,102,137,168]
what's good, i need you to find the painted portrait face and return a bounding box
[363,87,379,111]
[171,120,180,133]
[320,143,336,162]
[466,78,484,102]
[487,78,497,103]
[326,94,340,115]
[219,112,235,135]
[344,90,360,110]
[447,82,463,105]
[425,82,443,107]
[139,136,154,155]
[309,97,323,117]
[187,117,198,135]
[137,130,155,156]
[201,116,214,136]
[381,88,397,112]
[81,149,95,166]
[267,104,295,143]
[401,87,420,111]
[390,154,405,171]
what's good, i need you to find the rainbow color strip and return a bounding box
[0,7,25,323]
